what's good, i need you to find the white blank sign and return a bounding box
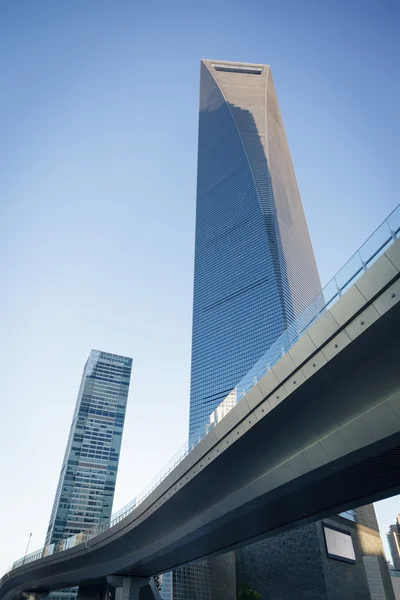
[324,526,356,562]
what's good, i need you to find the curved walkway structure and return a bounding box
[1,216,400,600]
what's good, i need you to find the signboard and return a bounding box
[323,525,356,563]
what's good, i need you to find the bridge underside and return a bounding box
[122,300,400,576]
[2,250,400,600]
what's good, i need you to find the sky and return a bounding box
[0,0,399,575]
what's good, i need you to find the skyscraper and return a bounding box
[388,517,400,570]
[175,60,393,600]
[189,60,320,440]
[45,349,132,597]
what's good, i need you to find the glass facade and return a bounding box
[176,60,388,600]
[168,60,373,600]
[165,58,322,600]
[161,556,236,600]
[189,60,321,439]
[45,350,132,600]
[339,509,357,522]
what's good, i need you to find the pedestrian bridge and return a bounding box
[1,208,400,600]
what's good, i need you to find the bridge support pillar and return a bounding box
[107,576,162,600]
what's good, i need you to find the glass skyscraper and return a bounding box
[46,350,132,546]
[189,60,320,439]
[168,60,391,600]
[388,516,400,570]
[45,350,132,600]
[166,58,322,600]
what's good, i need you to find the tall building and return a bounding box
[45,350,132,600]
[189,59,320,440]
[388,517,400,570]
[169,60,393,600]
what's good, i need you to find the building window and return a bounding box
[339,509,357,522]
[212,63,262,75]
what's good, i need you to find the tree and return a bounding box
[238,584,262,600]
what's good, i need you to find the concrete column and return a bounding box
[107,576,161,600]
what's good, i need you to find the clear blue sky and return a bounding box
[0,0,399,573]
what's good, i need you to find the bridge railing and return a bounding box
[4,204,400,576]
[234,204,400,400]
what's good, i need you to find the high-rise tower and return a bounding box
[176,60,393,600]
[46,350,132,547]
[189,60,320,439]
[388,516,400,570]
